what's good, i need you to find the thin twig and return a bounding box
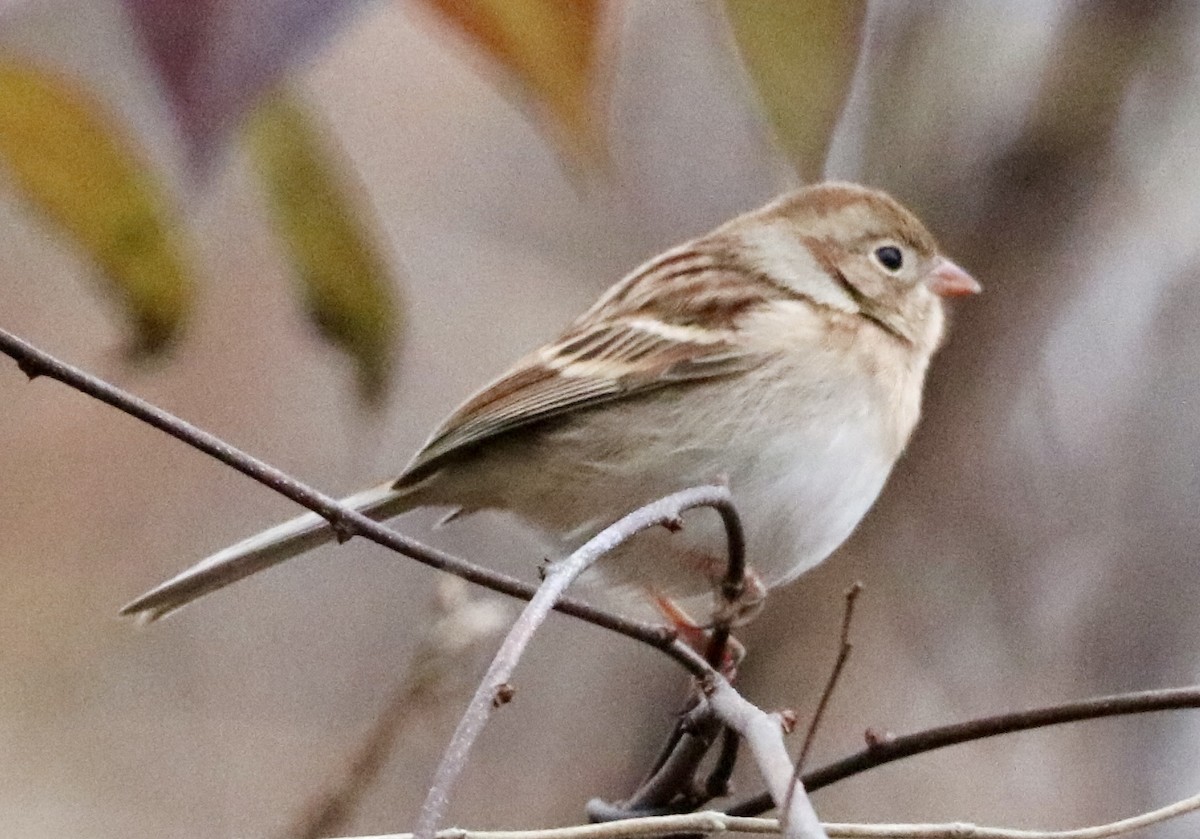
[779,583,863,832]
[641,708,698,787]
[715,499,747,608]
[588,695,723,822]
[329,785,1200,839]
[589,695,739,822]
[414,487,745,839]
[332,813,776,839]
[704,677,827,839]
[728,684,1200,816]
[703,728,741,800]
[617,704,721,813]
[591,491,749,820]
[0,327,707,677]
[706,495,748,670]
[797,582,864,770]
[284,580,509,839]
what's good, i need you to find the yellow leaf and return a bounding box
[0,61,192,355]
[418,0,604,164]
[246,90,399,405]
[725,0,866,181]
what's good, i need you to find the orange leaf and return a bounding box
[418,0,604,163]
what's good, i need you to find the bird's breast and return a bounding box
[730,402,898,588]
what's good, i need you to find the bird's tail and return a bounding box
[120,482,417,622]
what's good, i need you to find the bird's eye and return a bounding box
[873,245,904,272]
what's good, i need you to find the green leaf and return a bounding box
[246,90,399,405]
[418,0,604,164]
[0,61,193,355]
[725,0,866,181]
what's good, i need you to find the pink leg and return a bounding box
[647,591,745,677]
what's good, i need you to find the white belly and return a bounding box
[731,414,895,588]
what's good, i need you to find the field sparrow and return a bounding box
[123,182,978,623]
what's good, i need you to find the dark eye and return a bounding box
[874,245,903,272]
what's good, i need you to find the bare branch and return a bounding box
[705,491,748,668]
[797,582,863,771]
[328,785,1200,839]
[703,727,741,801]
[415,486,743,839]
[587,695,728,822]
[333,812,777,839]
[728,684,1200,816]
[616,702,722,814]
[587,491,751,819]
[704,676,826,839]
[0,326,704,676]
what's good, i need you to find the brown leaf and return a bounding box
[417,0,604,163]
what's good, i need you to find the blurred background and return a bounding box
[3,0,1200,837]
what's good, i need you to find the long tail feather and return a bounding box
[120,482,416,622]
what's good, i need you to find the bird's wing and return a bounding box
[397,316,766,483]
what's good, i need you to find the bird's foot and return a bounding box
[649,593,744,678]
[711,565,768,628]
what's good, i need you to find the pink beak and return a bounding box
[928,258,981,297]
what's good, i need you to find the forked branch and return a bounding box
[415,486,752,839]
[0,327,827,838]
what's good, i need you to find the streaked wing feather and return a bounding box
[402,374,622,477]
[659,349,764,380]
[398,319,763,482]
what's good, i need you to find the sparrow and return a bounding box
[122,182,979,624]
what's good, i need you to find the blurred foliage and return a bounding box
[0,61,192,356]
[0,0,862,394]
[418,0,604,163]
[724,0,865,181]
[245,91,399,406]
